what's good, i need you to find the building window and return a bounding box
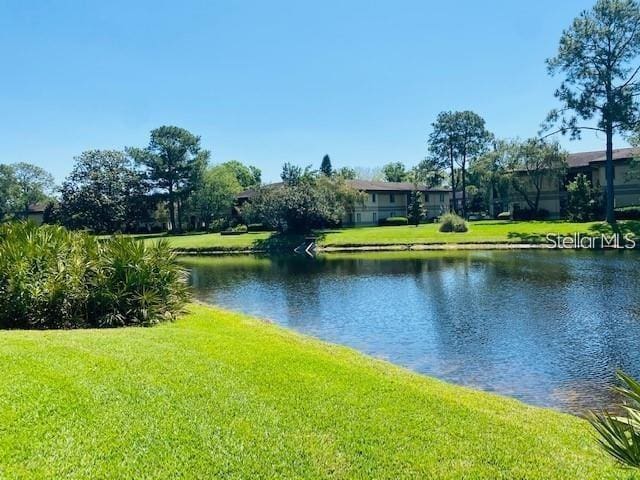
[371,193,376,203]
[440,193,444,202]
[426,193,430,203]
[391,211,396,217]
[356,213,361,223]
[372,212,377,223]
[390,194,395,203]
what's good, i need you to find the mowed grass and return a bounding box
[142,220,640,251]
[0,304,636,479]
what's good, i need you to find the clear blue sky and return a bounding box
[0,0,624,183]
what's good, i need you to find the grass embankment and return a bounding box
[0,304,634,479]
[143,220,640,252]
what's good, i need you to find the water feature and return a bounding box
[182,250,640,414]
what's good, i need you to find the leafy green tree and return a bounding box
[59,150,148,233]
[506,139,567,214]
[244,175,360,233]
[220,160,261,189]
[429,111,492,216]
[0,165,19,220]
[189,164,243,228]
[408,191,425,226]
[128,126,209,232]
[320,154,333,176]
[546,0,640,224]
[469,141,512,216]
[11,162,55,212]
[382,162,408,182]
[566,173,603,221]
[335,166,357,180]
[409,157,444,187]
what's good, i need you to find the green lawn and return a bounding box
[0,304,635,479]
[143,220,640,251]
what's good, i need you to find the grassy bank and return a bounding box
[0,304,634,479]
[142,220,640,252]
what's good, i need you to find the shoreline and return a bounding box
[172,242,640,255]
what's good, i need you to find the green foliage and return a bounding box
[409,157,444,187]
[219,160,261,189]
[428,111,492,215]
[0,222,188,329]
[616,205,640,219]
[590,370,640,468]
[335,166,357,180]
[59,150,149,233]
[128,126,209,232]
[221,224,248,235]
[567,173,604,221]
[247,223,269,232]
[546,0,640,223]
[0,162,55,219]
[506,138,567,213]
[382,162,408,182]
[378,216,409,226]
[320,154,333,176]
[246,170,361,233]
[408,190,425,226]
[439,212,468,232]
[188,163,243,229]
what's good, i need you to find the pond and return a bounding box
[182,250,640,414]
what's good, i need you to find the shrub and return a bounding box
[590,371,640,468]
[512,207,550,220]
[566,173,603,221]
[0,222,189,329]
[497,211,511,220]
[221,224,248,235]
[247,223,269,232]
[378,216,409,226]
[615,205,640,220]
[439,213,468,233]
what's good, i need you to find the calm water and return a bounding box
[182,250,640,414]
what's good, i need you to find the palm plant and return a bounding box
[590,371,640,468]
[0,222,189,329]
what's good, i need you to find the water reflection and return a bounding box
[182,250,640,414]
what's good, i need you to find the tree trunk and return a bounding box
[168,186,176,233]
[605,122,615,224]
[461,156,467,218]
[450,148,456,214]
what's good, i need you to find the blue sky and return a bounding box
[0,0,622,183]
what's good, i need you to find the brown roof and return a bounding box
[347,180,451,192]
[567,147,639,168]
[237,180,451,199]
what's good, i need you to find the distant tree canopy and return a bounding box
[220,160,261,189]
[382,162,408,182]
[0,162,55,220]
[505,139,568,214]
[320,154,333,176]
[546,0,640,223]
[335,166,357,180]
[188,163,243,228]
[428,111,492,217]
[245,166,362,233]
[128,126,209,232]
[59,150,147,233]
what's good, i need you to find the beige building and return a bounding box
[507,148,640,218]
[344,180,451,226]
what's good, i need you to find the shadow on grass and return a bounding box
[588,220,640,237]
[251,232,327,253]
[506,231,548,243]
